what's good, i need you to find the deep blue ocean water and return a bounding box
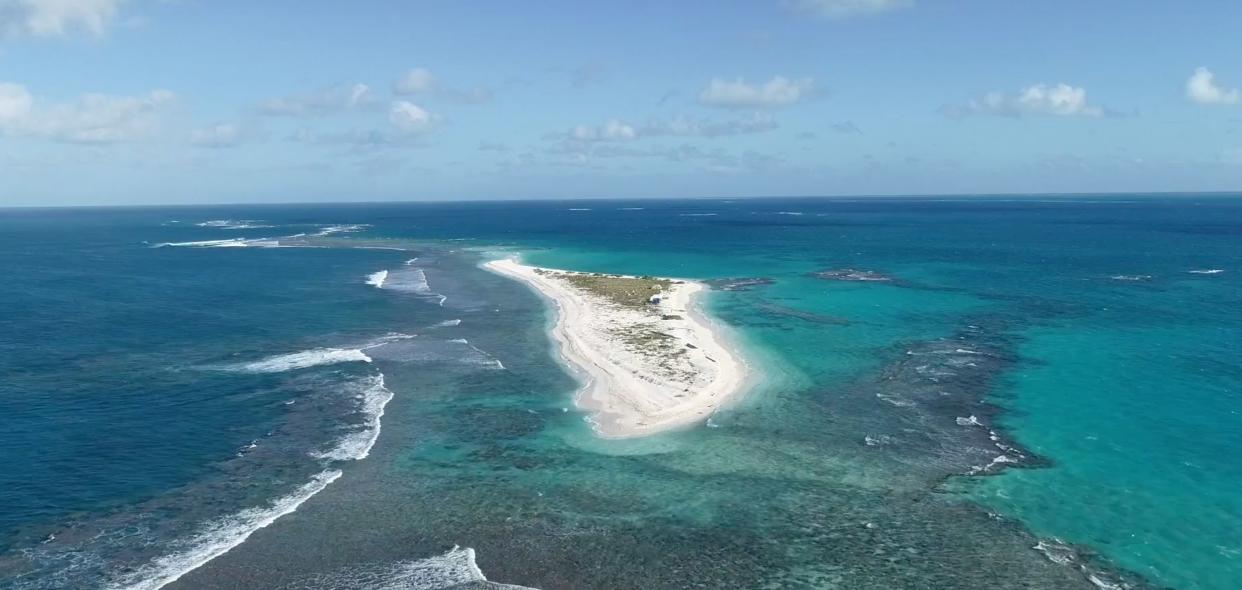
[0,197,1238,589]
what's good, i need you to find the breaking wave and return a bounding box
[229,348,373,373]
[313,224,370,236]
[366,270,389,288]
[310,374,394,462]
[219,334,414,374]
[153,238,284,249]
[195,220,273,230]
[365,338,504,370]
[276,546,540,590]
[105,470,343,590]
[366,268,430,293]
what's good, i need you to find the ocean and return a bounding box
[0,197,1238,589]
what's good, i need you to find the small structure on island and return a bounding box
[648,293,662,305]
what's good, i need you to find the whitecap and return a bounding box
[311,374,394,462]
[195,220,273,230]
[956,415,983,427]
[430,319,462,328]
[153,238,285,249]
[366,338,504,370]
[153,238,249,248]
[1108,274,1152,281]
[776,211,804,216]
[230,348,372,373]
[366,270,389,288]
[289,546,541,590]
[383,268,431,293]
[1188,268,1224,275]
[105,470,343,590]
[313,224,370,236]
[567,208,591,211]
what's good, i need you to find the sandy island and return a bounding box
[483,258,748,438]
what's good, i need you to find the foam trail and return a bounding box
[311,374,394,461]
[1189,268,1224,275]
[195,220,273,230]
[153,239,249,248]
[366,270,389,288]
[296,546,541,589]
[106,470,343,590]
[381,268,431,293]
[153,238,284,249]
[313,224,369,236]
[231,348,372,373]
[430,319,462,328]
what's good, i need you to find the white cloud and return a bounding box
[556,113,778,143]
[393,68,436,95]
[0,82,34,121]
[943,83,1103,118]
[640,113,778,138]
[388,100,434,134]
[189,122,243,148]
[698,76,813,109]
[0,82,175,143]
[1186,67,1239,105]
[784,0,912,19]
[392,67,492,105]
[0,0,125,39]
[259,83,373,117]
[567,119,637,142]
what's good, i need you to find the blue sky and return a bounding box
[1,0,1240,206]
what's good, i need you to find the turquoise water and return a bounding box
[0,197,1238,589]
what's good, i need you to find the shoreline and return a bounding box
[483,257,749,438]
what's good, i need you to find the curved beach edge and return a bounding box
[482,256,751,438]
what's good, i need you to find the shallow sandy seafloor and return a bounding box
[164,254,1142,590]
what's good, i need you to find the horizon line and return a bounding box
[3,190,1242,211]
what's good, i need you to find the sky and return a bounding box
[1,0,1240,206]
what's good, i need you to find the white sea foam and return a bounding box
[405,257,419,265]
[232,348,372,373]
[153,238,249,248]
[430,319,462,328]
[366,270,389,288]
[106,470,343,590]
[1189,268,1224,275]
[294,546,540,590]
[567,208,591,211]
[314,224,370,236]
[776,211,804,216]
[1109,274,1152,281]
[153,238,285,249]
[384,268,431,293]
[619,207,644,210]
[312,374,394,462]
[956,415,983,427]
[195,219,273,230]
[367,268,432,293]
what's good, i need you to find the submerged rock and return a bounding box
[706,277,775,291]
[809,268,894,282]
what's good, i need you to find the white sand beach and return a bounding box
[483,257,748,438]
